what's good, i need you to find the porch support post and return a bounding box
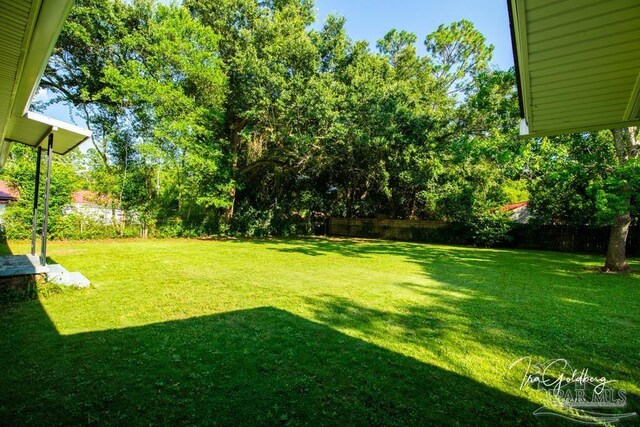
[40,134,54,266]
[30,147,42,256]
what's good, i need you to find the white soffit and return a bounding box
[509,0,640,137]
[0,0,89,167]
[7,112,91,155]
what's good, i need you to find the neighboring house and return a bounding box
[501,201,531,224]
[0,184,127,225]
[66,190,125,225]
[0,180,18,219]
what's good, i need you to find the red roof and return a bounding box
[72,190,110,204]
[72,190,113,205]
[501,201,528,211]
[0,180,19,201]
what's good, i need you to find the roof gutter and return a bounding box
[506,0,533,136]
[506,0,525,121]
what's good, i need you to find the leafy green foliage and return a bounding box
[467,211,513,247]
[1,146,81,240]
[526,132,620,226]
[12,0,633,242]
[589,147,640,224]
[42,0,229,236]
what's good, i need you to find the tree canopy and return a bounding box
[1,0,637,248]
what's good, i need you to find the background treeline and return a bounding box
[1,0,638,244]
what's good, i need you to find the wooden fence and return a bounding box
[507,224,640,256]
[329,218,452,241]
[327,218,640,255]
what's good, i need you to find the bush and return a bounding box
[153,220,205,238]
[467,211,513,248]
[230,203,313,237]
[1,204,143,241]
[1,203,34,240]
[230,205,274,237]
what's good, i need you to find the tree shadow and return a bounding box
[236,237,607,271]
[1,237,638,424]
[239,237,375,258]
[0,235,12,256]
[238,238,640,416]
[0,302,563,425]
[303,294,453,345]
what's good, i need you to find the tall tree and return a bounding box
[42,0,228,234]
[31,1,545,239]
[185,0,317,221]
[602,127,639,272]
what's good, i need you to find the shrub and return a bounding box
[153,220,205,238]
[467,211,513,248]
[230,204,275,237]
[230,203,313,237]
[1,204,143,241]
[2,203,36,240]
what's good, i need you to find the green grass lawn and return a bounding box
[1,237,639,425]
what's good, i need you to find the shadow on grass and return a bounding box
[0,236,12,256]
[1,237,638,424]
[239,237,603,269]
[238,238,640,411]
[0,302,555,425]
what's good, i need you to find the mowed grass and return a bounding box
[0,237,639,425]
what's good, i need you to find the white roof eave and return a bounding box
[509,0,640,137]
[0,0,88,169]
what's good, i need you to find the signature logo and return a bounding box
[510,357,638,424]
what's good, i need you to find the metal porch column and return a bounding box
[30,147,42,256]
[40,134,54,266]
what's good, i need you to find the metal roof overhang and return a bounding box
[0,0,91,168]
[6,111,91,155]
[508,0,640,137]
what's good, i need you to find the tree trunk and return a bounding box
[346,187,353,218]
[409,191,418,220]
[603,127,638,272]
[225,187,236,221]
[603,213,631,272]
[224,118,247,222]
